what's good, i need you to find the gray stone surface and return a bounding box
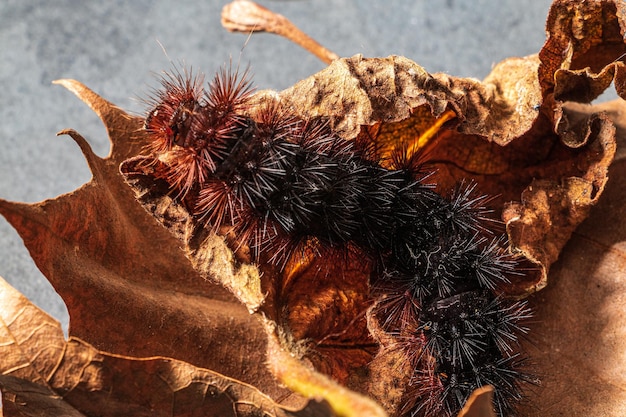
[0,0,554,331]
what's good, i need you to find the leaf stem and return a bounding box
[221,1,340,64]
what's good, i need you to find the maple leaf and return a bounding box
[0,274,333,416]
[0,1,625,417]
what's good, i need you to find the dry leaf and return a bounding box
[0,275,331,417]
[123,0,623,413]
[1,1,625,416]
[0,80,299,405]
[515,99,626,417]
[457,387,497,417]
[122,145,384,414]
[275,50,616,295]
[221,0,339,65]
[0,78,382,416]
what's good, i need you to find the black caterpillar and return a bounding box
[142,67,533,417]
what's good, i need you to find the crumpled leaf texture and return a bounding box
[0,1,625,416]
[517,99,626,417]
[275,49,616,295]
[0,80,310,412]
[0,275,330,417]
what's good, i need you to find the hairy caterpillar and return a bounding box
[142,66,533,417]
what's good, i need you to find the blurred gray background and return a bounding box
[0,1,555,331]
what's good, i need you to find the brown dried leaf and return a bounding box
[0,78,385,416]
[497,0,625,292]
[75,2,625,413]
[270,0,625,296]
[121,52,619,415]
[0,80,298,404]
[538,0,626,103]
[457,387,497,417]
[0,275,330,417]
[121,142,386,416]
[221,0,339,65]
[2,1,625,416]
[501,105,617,293]
[264,321,385,417]
[518,99,626,417]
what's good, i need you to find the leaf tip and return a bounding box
[55,128,101,176]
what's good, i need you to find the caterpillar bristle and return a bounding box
[254,100,300,142]
[142,64,535,417]
[445,181,494,235]
[469,237,518,290]
[195,179,238,227]
[144,69,205,154]
[402,360,444,417]
[205,66,254,114]
[374,286,421,333]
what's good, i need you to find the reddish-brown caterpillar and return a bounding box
[142,66,534,417]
